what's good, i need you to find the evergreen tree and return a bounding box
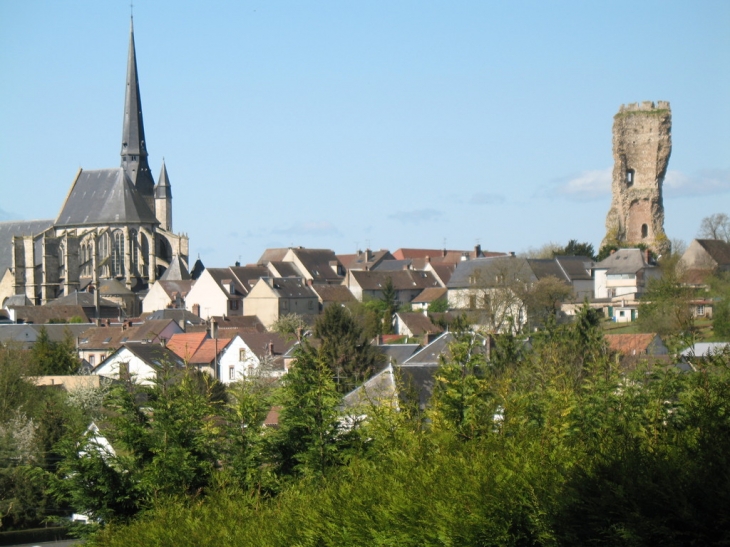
[313,305,382,393]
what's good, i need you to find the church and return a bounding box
[0,21,189,308]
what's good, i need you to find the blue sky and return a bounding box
[1,1,728,266]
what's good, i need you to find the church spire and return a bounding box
[120,18,156,212]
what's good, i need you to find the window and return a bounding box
[697,305,705,316]
[239,349,246,361]
[308,300,314,310]
[619,310,625,317]
[129,229,138,274]
[229,366,235,380]
[469,295,477,309]
[111,231,125,277]
[229,300,239,310]
[140,234,149,277]
[626,169,635,186]
[89,355,95,367]
[641,224,648,239]
[119,362,130,380]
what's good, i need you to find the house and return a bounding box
[447,256,535,333]
[221,332,296,382]
[45,291,123,320]
[346,269,442,304]
[142,279,194,313]
[593,248,660,300]
[604,333,670,369]
[143,308,207,330]
[411,287,448,311]
[0,323,91,350]
[310,284,356,311]
[553,256,595,300]
[337,249,395,272]
[92,341,186,385]
[243,277,318,329]
[679,239,730,274]
[391,245,501,264]
[680,342,730,370]
[185,266,267,319]
[257,247,344,285]
[77,319,182,368]
[4,304,90,324]
[393,312,444,339]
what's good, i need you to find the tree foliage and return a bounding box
[31,328,80,375]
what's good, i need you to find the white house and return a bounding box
[92,341,185,385]
[593,248,660,300]
[221,332,296,383]
[142,279,194,313]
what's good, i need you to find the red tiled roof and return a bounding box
[167,332,208,361]
[605,333,659,355]
[189,338,232,364]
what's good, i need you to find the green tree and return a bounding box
[312,305,383,393]
[427,297,449,313]
[554,239,596,260]
[268,344,344,478]
[271,313,308,341]
[380,276,397,334]
[31,328,80,375]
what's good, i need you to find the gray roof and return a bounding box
[680,342,730,358]
[375,343,421,365]
[448,256,536,289]
[403,332,456,365]
[595,248,653,275]
[262,277,318,299]
[145,308,206,325]
[160,255,191,281]
[526,259,570,283]
[554,256,594,281]
[46,291,119,309]
[0,219,54,275]
[154,160,172,199]
[0,323,92,347]
[55,168,158,227]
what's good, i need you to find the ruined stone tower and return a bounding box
[602,101,671,255]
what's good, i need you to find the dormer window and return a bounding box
[626,169,635,187]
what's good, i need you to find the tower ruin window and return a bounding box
[129,229,138,274]
[641,224,648,239]
[140,234,149,277]
[626,169,635,186]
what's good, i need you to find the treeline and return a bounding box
[2,307,730,545]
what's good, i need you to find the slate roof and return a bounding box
[289,248,343,283]
[375,343,421,365]
[447,256,536,289]
[210,315,267,332]
[395,364,439,409]
[239,332,296,358]
[8,305,90,324]
[229,266,269,293]
[155,280,194,299]
[55,168,158,228]
[98,278,135,296]
[3,295,33,308]
[311,284,356,304]
[257,248,289,265]
[46,291,119,309]
[116,342,185,370]
[696,239,730,267]
[341,364,397,409]
[0,323,92,346]
[594,248,653,275]
[396,312,444,336]
[337,250,394,271]
[373,260,412,271]
[350,269,442,291]
[0,219,54,274]
[680,342,730,358]
[78,319,177,350]
[526,259,570,283]
[267,261,300,278]
[403,332,456,365]
[144,308,206,326]
[554,255,594,281]
[412,287,447,304]
[206,268,246,297]
[260,277,318,299]
[159,256,191,280]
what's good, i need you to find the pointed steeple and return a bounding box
[154,158,173,231]
[120,18,156,213]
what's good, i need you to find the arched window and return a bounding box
[626,169,635,187]
[129,229,138,275]
[111,231,125,277]
[641,224,648,239]
[140,234,149,277]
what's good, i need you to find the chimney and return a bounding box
[235,261,241,267]
[474,244,481,257]
[364,249,372,262]
[644,249,651,264]
[268,341,274,355]
[442,249,447,258]
[193,303,200,317]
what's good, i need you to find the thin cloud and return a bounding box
[470,192,505,205]
[272,221,341,237]
[388,209,443,224]
[664,169,730,198]
[550,169,612,202]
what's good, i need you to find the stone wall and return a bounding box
[602,101,671,255]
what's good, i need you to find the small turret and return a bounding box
[155,159,173,231]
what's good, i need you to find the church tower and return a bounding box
[155,159,173,231]
[120,19,157,215]
[602,101,672,255]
